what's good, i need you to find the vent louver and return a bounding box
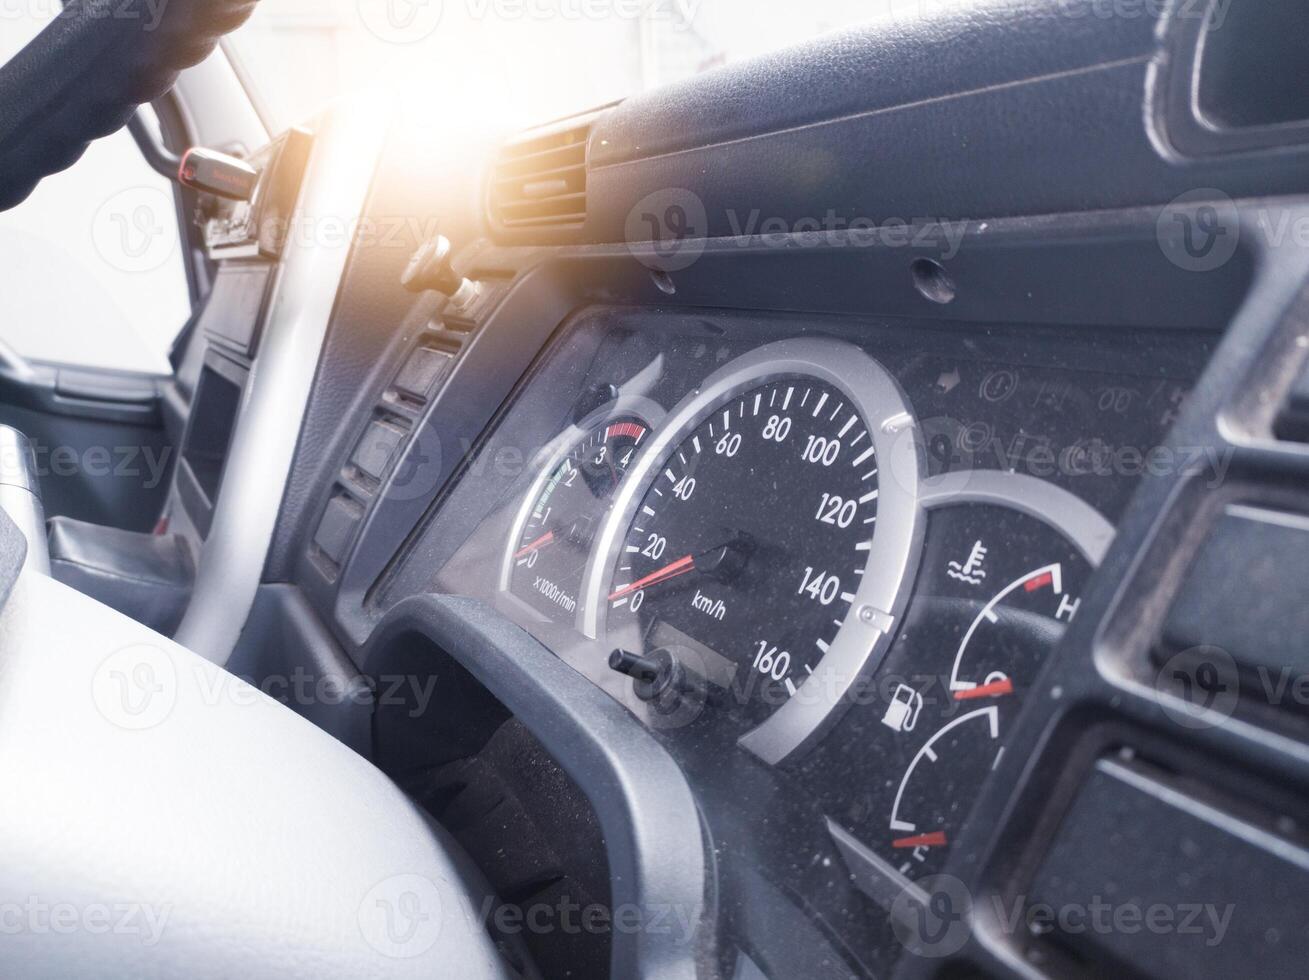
[489,121,590,232]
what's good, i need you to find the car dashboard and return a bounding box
[174,3,1309,978]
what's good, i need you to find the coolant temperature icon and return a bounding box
[882,684,924,733]
[947,540,988,585]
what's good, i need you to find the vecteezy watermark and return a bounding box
[890,874,973,958]
[358,874,447,958]
[91,657,443,731]
[355,0,703,41]
[625,189,710,272]
[0,443,174,491]
[1,0,171,31]
[0,897,172,946]
[990,894,1235,948]
[91,185,178,274]
[1154,645,1240,729]
[624,189,971,273]
[1157,189,1242,274]
[91,644,179,731]
[892,876,1236,959]
[358,876,699,959]
[356,0,445,43]
[1053,0,1232,30]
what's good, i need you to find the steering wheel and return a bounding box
[0,0,258,211]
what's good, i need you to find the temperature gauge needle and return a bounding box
[952,678,1014,701]
[892,831,948,849]
[608,553,696,601]
[514,530,556,561]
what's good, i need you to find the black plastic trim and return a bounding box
[358,593,711,980]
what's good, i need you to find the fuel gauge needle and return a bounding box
[608,553,696,601]
[953,677,1014,701]
[513,530,556,561]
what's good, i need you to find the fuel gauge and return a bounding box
[883,510,1092,879]
[828,499,1104,882]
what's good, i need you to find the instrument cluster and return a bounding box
[386,306,1211,921]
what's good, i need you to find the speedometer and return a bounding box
[585,339,923,765]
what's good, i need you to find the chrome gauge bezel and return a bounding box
[499,397,664,620]
[581,338,924,766]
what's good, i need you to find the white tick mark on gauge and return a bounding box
[753,393,762,416]
[816,638,830,653]
[783,386,794,410]
[642,505,655,516]
[813,392,828,417]
[784,678,798,696]
[838,415,856,438]
[856,540,872,551]
[860,490,879,504]
[830,401,844,421]
[852,446,876,468]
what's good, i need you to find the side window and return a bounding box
[0,16,192,376]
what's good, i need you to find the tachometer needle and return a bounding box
[953,678,1014,701]
[514,530,555,560]
[608,553,696,601]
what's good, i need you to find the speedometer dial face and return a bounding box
[588,339,923,764]
[504,416,649,622]
[608,378,878,721]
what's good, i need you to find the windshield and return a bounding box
[226,0,881,131]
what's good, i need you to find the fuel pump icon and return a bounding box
[882,683,924,733]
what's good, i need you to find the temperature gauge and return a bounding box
[885,509,1091,878]
[827,501,1104,881]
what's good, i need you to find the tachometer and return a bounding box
[503,415,650,622]
[586,339,923,764]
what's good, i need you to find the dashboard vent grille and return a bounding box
[489,122,590,231]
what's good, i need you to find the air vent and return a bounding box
[489,121,590,232]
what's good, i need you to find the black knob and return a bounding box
[401,234,465,296]
[608,648,661,683]
[610,648,706,716]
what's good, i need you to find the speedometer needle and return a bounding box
[513,530,555,560]
[608,554,695,601]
